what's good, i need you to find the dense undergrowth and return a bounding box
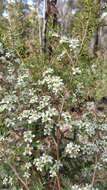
[1,0,107,189]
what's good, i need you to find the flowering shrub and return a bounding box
[70,184,98,190]
[0,43,107,189]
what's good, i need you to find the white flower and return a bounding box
[33,158,44,172]
[49,160,62,178]
[61,112,72,124]
[23,144,33,156]
[58,36,80,50]
[28,111,41,124]
[72,67,81,75]
[41,154,53,164]
[39,68,64,95]
[70,184,98,190]
[65,142,80,158]
[15,58,20,64]
[82,143,98,155]
[72,93,77,103]
[84,122,96,137]
[42,68,54,77]
[33,154,53,172]
[41,107,58,123]
[57,50,66,61]
[91,64,97,73]
[37,96,50,110]
[3,177,8,185]
[5,52,11,58]
[5,118,15,127]
[3,176,13,186]
[51,32,59,38]
[25,162,32,170]
[8,176,13,186]
[1,94,18,105]
[59,36,69,44]
[102,153,107,162]
[44,123,53,135]
[59,111,72,132]
[69,38,79,50]
[18,110,31,121]
[75,83,84,95]
[23,131,35,143]
[101,12,107,20]
[23,171,31,179]
[59,36,80,50]
[16,69,30,87]
[29,96,38,104]
[86,101,95,111]
[48,76,64,94]
[49,169,57,178]
[71,8,78,15]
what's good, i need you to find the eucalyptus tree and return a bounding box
[0,0,5,16]
[57,0,79,35]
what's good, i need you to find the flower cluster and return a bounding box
[49,160,62,178]
[72,67,81,75]
[3,176,13,186]
[59,36,80,50]
[57,50,66,61]
[23,144,33,156]
[23,130,35,143]
[33,153,53,172]
[65,142,80,158]
[70,184,98,190]
[23,131,35,156]
[38,68,64,95]
[23,162,32,179]
[33,154,62,178]
[59,111,72,132]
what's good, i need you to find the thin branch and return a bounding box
[7,162,29,190]
[91,153,98,187]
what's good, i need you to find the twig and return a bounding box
[91,153,98,187]
[56,96,65,190]
[78,19,90,55]
[7,162,29,190]
[56,175,61,190]
[63,48,74,65]
[75,11,91,64]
